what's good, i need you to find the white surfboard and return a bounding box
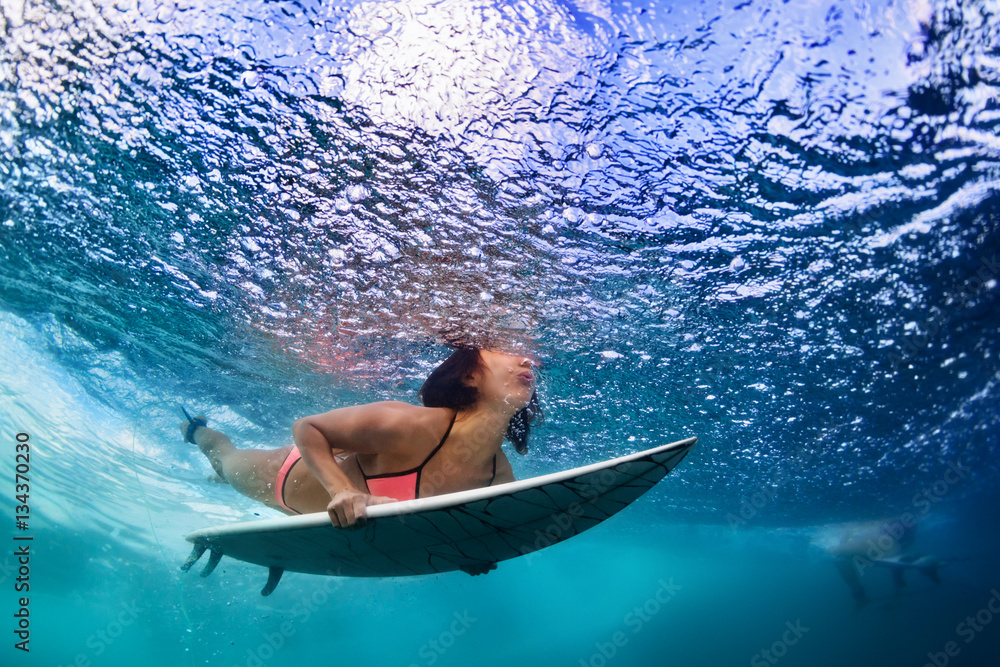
[182,436,696,594]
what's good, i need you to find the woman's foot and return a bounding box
[179,411,208,444]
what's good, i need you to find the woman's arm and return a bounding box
[293,402,407,495]
[292,401,414,527]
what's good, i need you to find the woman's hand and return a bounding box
[326,489,397,528]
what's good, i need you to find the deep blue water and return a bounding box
[2,0,1000,665]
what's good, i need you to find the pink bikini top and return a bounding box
[360,410,493,501]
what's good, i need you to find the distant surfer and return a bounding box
[822,519,943,607]
[179,347,540,528]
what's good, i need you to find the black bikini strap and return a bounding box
[418,410,458,468]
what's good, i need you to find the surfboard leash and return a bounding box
[129,401,197,665]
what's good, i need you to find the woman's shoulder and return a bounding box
[354,402,452,445]
[361,401,430,416]
[358,401,448,428]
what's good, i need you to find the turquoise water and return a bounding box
[2,0,1000,665]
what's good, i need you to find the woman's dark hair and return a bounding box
[419,347,541,455]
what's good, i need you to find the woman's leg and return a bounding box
[187,423,289,508]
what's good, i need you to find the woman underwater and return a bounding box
[180,347,541,528]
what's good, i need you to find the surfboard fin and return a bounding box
[200,549,223,578]
[181,544,207,572]
[261,567,284,596]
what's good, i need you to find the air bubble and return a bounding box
[156,4,175,23]
[345,185,368,203]
[241,72,260,89]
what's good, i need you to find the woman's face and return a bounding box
[471,350,539,412]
